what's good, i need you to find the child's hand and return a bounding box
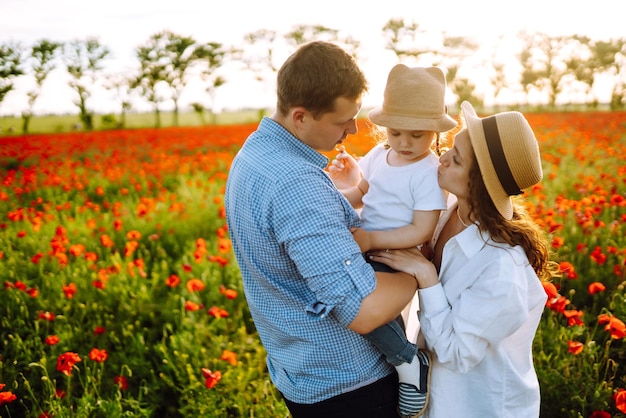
[328,146,361,189]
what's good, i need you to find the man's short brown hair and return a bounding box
[276,41,368,119]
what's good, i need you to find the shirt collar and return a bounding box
[454,223,489,259]
[260,117,329,169]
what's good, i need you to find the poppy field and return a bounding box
[1,112,625,417]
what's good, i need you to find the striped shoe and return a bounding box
[397,350,432,418]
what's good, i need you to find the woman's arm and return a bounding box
[367,246,440,289]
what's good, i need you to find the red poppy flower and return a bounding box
[614,388,626,414]
[0,389,17,406]
[166,274,181,288]
[62,283,77,299]
[186,278,205,293]
[38,311,55,322]
[563,310,584,326]
[558,261,578,279]
[45,335,60,346]
[84,252,98,262]
[56,352,82,376]
[100,234,114,248]
[567,340,584,355]
[208,306,229,318]
[31,252,44,264]
[208,255,229,267]
[219,285,237,300]
[126,230,141,240]
[114,376,128,390]
[587,282,606,295]
[541,282,558,299]
[185,301,203,311]
[201,368,222,389]
[89,348,108,363]
[606,317,626,340]
[590,246,607,264]
[69,244,85,257]
[220,350,238,366]
[546,296,569,313]
[551,236,564,249]
[598,314,626,339]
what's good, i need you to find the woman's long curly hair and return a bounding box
[467,157,558,281]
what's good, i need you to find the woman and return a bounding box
[369,101,556,417]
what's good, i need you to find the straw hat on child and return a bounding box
[369,64,457,133]
[461,101,543,220]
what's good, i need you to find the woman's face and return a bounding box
[438,128,474,199]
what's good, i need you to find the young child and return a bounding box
[329,64,457,418]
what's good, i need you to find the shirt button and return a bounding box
[345,260,351,265]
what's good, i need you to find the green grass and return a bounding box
[0,109,269,135]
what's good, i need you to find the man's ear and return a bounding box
[291,106,307,127]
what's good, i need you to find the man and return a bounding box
[225,41,417,417]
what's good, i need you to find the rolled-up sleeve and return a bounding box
[272,169,377,327]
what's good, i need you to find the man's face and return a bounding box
[298,97,362,153]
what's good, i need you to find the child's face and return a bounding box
[385,128,436,163]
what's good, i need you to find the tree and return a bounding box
[0,42,24,111]
[241,29,279,84]
[381,18,433,62]
[436,35,480,107]
[64,37,110,130]
[160,31,199,126]
[517,32,591,108]
[104,72,134,128]
[284,24,361,59]
[135,35,169,128]
[590,37,626,110]
[22,39,62,133]
[517,37,542,105]
[195,42,228,124]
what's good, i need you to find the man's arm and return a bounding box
[348,271,417,334]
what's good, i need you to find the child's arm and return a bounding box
[328,147,367,208]
[352,210,441,253]
[340,178,368,209]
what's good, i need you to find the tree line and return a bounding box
[1,18,625,133]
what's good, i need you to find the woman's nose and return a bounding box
[439,151,450,165]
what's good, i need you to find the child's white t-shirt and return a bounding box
[358,144,447,232]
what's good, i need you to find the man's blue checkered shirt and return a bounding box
[225,117,393,404]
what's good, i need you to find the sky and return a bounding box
[1,0,624,116]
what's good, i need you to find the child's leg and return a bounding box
[363,319,416,366]
[365,255,432,417]
[364,320,431,417]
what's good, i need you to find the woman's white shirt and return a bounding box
[418,207,547,418]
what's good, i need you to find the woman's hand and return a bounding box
[328,146,361,189]
[368,247,439,289]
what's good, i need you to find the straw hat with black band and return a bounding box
[461,101,543,220]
